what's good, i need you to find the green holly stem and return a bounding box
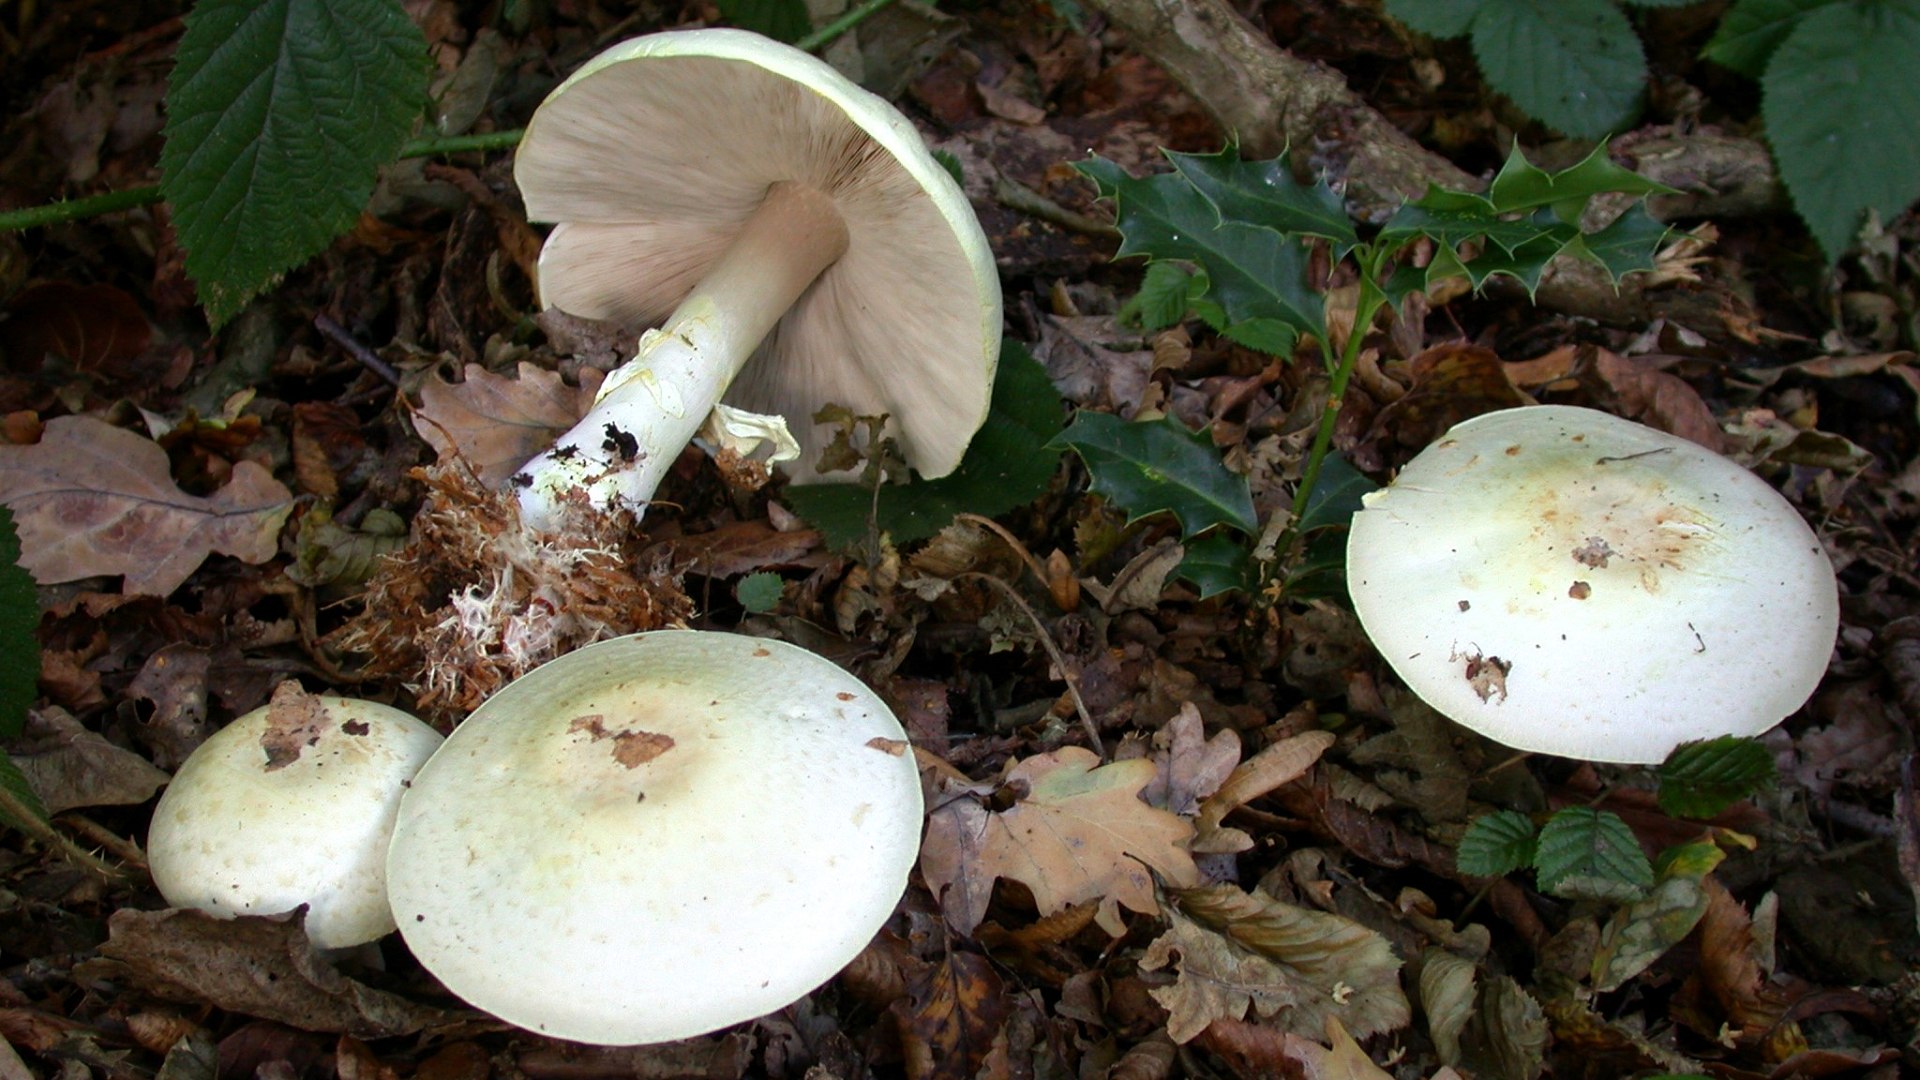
[1290,245,1390,525]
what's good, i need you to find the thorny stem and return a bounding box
[0,5,899,235]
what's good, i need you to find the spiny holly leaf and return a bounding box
[1166,148,1358,250]
[1048,412,1257,538]
[1484,141,1675,219]
[1763,0,1920,262]
[1469,0,1647,138]
[0,505,37,741]
[1455,810,1539,877]
[1176,530,1251,599]
[1078,156,1324,348]
[1658,736,1776,818]
[1534,806,1655,901]
[786,341,1063,548]
[1703,0,1833,78]
[161,0,428,327]
[1569,202,1673,279]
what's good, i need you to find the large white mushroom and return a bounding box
[510,29,1002,528]
[146,685,443,949]
[385,630,924,1044]
[1345,405,1839,764]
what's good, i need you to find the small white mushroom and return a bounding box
[1345,405,1839,764]
[385,630,924,1044]
[510,29,1002,528]
[146,685,443,948]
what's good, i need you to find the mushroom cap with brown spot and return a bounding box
[385,630,925,1044]
[1345,405,1838,764]
[514,29,1001,482]
[146,690,444,948]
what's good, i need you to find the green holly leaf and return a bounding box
[1166,147,1358,250]
[1177,530,1252,599]
[1658,736,1777,818]
[785,341,1063,549]
[161,0,429,327]
[1470,0,1647,138]
[1078,156,1325,348]
[1048,412,1257,538]
[1570,202,1673,279]
[1456,810,1539,877]
[1703,0,1834,78]
[1485,142,1675,219]
[1762,0,1920,261]
[1534,807,1655,902]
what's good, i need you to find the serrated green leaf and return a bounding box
[1456,810,1539,877]
[1167,148,1359,249]
[715,0,810,42]
[1703,0,1834,77]
[1763,0,1920,262]
[1177,530,1251,598]
[1049,412,1257,538]
[1591,838,1724,991]
[161,0,429,327]
[1471,0,1647,138]
[1658,736,1776,817]
[1385,0,1485,38]
[0,505,37,742]
[1535,806,1655,901]
[0,749,50,832]
[1077,157,1324,344]
[785,341,1063,549]
[1120,261,1198,331]
[735,571,785,614]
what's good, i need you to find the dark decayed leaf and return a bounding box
[1048,412,1256,538]
[1591,838,1726,992]
[1658,736,1777,818]
[899,951,1010,1080]
[159,0,429,326]
[785,341,1062,548]
[80,908,452,1037]
[1534,806,1655,901]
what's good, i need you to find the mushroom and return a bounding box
[385,630,924,1044]
[1345,405,1838,764]
[146,684,443,949]
[510,29,1002,529]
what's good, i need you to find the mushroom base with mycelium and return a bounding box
[1345,405,1839,764]
[385,630,924,1045]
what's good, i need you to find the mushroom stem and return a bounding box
[516,182,850,529]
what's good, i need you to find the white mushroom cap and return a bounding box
[386,630,925,1045]
[515,28,1002,484]
[146,686,444,948]
[1346,405,1838,764]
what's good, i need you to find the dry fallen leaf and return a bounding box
[10,706,170,813]
[0,415,292,596]
[414,362,601,487]
[920,747,1200,937]
[1140,882,1409,1043]
[1193,730,1337,853]
[896,951,1010,1080]
[1146,702,1241,817]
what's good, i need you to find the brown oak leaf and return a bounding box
[920,747,1199,937]
[0,415,292,596]
[414,362,603,487]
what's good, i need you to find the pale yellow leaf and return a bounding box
[920,747,1199,937]
[0,416,293,596]
[414,362,602,487]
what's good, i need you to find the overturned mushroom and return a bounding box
[511,29,1002,528]
[1345,405,1838,764]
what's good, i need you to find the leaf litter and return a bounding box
[1,0,1919,1077]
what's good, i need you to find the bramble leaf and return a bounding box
[0,505,37,741]
[1703,0,1833,77]
[714,0,809,42]
[734,571,785,614]
[1469,0,1647,138]
[1384,0,1483,38]
[1534,806,1655,901]
[1658,736,1776,818]
[1456,810,1539,877]
[1762,0,1920,261]
[1048,412,1257,538]
[785,342,1063,548]
[161,0,428,326]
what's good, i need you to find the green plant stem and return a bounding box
[0,4,893,236]
[1290,249,1390,525]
